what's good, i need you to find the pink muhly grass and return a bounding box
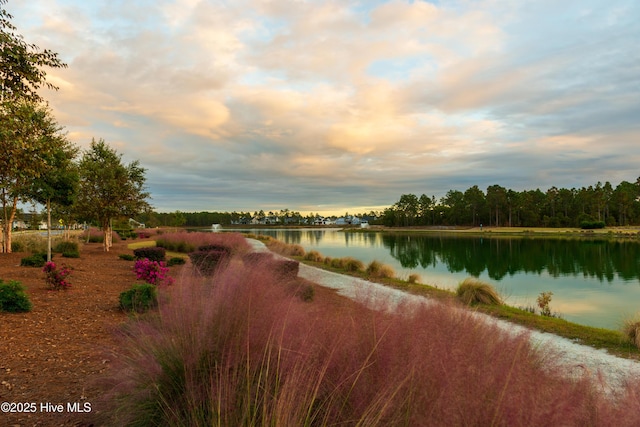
[155,231,251,256]
[101,257,640,426]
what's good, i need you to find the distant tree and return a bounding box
[76,139,150,251]
[463,185,486,226]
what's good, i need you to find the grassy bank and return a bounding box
[257,235,640,360]
[105,233,640,425]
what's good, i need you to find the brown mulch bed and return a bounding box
[0,240,153,426]
[0,239,349,426]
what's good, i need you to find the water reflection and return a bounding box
[381,234,639,283]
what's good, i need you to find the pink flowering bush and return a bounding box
[43,261,73,290]
[134,258,173,285]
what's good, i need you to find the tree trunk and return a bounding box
[102,219,112,251]
[2,196,19,253]
[47,199,52,262]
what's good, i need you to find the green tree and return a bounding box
[27,133,78,261]
[0,100,66,252]
[463,185,486,226]
[76,139,150,251]
[0,0,66,102]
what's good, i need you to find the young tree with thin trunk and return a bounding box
[0,100,67,252]
[76,139,150,251]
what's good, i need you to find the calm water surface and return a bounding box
[228,228,640,330]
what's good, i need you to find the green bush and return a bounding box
[119,254,135,261]
[20,253,49,267]
[580,220,605,229]
[0,280,32,313]
[119,284,158,313]
[62,251,80,258]
[11,241,24,252]
[167,257,186,266]
[54,240,79,254]
[133,246,166,262]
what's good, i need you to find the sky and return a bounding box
[8,0,640,215]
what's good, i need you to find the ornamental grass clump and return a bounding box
[102,260,633,426]
[366,260,395,279]
[43,261,73,291]
[156,231,250,257]
[456,278,502,306]
[622,316,640,349]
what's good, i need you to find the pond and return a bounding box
[226,228,640,330]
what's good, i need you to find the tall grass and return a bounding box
[456,278,503,306]
[98,255,640,426]
[155,231,251,256]
[366,260,396,279]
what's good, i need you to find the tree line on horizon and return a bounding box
[381,179,640,228]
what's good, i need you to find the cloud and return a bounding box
[7,0,640,214]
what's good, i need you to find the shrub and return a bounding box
[0,280,32,312]
[119,254,135,261]
[189,250,229,276]
[133,259,173,285]
[20,253,48,268]
[119,284,158,313]
[133,246,166,262]
[11,241,24,252]
[167,257,186,266]
[456,278,502,306]
[82,228,121,244]
[366,260,395,279]
[62,251,80,258]
[408,273,421,284]
[54,240,79,254]
[43,261,73,290]
[537,291,553,316]
[580,220,605,230]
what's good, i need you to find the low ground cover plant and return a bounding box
[101,260,640,426]
[0,279,32,312]
[456,278,502,306]
[166,256,186,266]
[118,253,135,261]
[43,261,73,290]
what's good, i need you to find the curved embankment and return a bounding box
[247,238,640,395]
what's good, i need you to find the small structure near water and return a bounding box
[211,224,221,232]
